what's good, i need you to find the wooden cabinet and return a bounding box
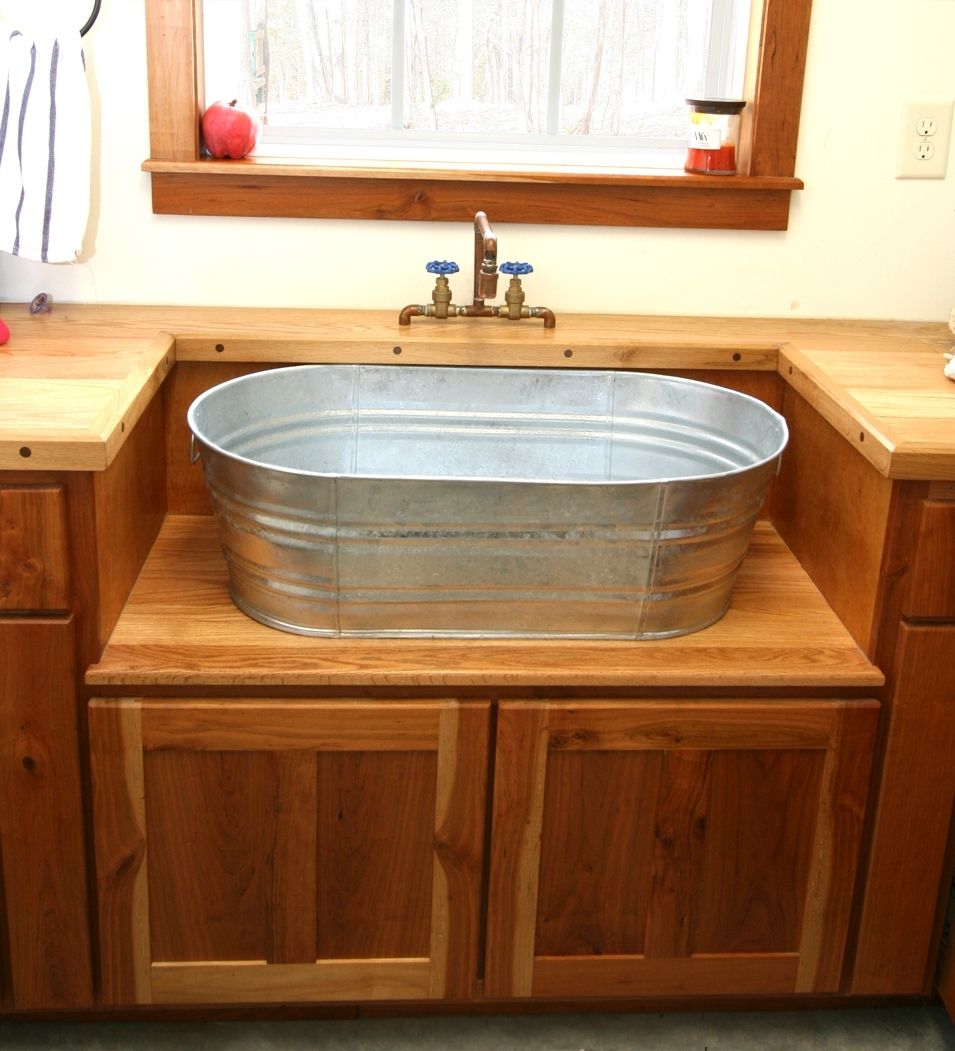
[91,694,879,1007]
[0,479,92,1011]
[485,699,878,999]
[4,317,955,1015]
[772,404,955,998]
[90,697,489,1006]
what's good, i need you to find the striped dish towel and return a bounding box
[0,25,90,263]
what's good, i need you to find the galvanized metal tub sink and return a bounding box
[187,364,788,639]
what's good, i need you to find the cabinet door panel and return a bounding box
[316,750,437,960]
[536,750,660,957]
[691,749,823,955]
[146,749,313,963]
[486,700,877,1000]
[91,698,488,1006]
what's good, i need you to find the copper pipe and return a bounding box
[473,211,498,305]
[398,305,423,325]
[459,304,496,319]
[533,307,557,329]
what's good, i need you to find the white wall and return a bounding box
[0,0,953,320]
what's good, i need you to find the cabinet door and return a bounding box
[485,700,877,999]
[90,698,488,1006]
[0,618,93,1009]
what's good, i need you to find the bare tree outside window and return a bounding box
[203,0,745,158]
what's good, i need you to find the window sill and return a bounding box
[143,158,803,231]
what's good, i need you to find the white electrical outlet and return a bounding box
[896,101,953,178]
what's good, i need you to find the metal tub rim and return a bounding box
[187,363,789,487]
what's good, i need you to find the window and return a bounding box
[144,0,810,229]
[202,0,752,172]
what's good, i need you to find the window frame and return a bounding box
[144,0,811,230]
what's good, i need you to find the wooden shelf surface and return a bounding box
[86,516,883,691]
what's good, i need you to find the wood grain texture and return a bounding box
[483,704,550,999]
[145,0,201,161]
[142,700,442,751]
[485,699,877,999]
[740,0,813,177]
[530,954,800,998]
[545,702,838,750]
[902,500,955,619]
[779,340,955,481]
[149,959,432,1004]
[0,485,69,610]
[772,385,893,655]
[93,394,167,649]
[144,158,801,189]
[796,704,877,992]
[0,619,92,1009]
[86,517,882,690]
[316,751,436,960]
[429,703,490,999]
[91,697,487,1005]
[89,700,152,1006]
[0,309,174,471]
[643,751,707,959]
[148,171,796,231]
[690,750,822,955]
[536,751,660,957]
[851,625,955,995]
[146,749,286,962]
[1,304,952,479]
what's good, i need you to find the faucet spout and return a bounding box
[473,211,498,306]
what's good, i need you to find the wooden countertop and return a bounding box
[85,516,883,690]
[0,304,952,478]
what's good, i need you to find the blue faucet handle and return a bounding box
[425,260,460,275]
[500,261,534,276]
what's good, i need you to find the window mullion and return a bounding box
[545,0,564,136]
[391,0,405,131]
[705,0,749,98]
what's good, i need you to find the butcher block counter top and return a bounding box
[0,303,952,478]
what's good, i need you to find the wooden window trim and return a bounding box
[144,0,811,230]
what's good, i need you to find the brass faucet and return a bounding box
[398,211,556,328]
[472,211,498,306]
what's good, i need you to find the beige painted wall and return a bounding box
[0,0,953,319]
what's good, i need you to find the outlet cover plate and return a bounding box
[896,100,953,178]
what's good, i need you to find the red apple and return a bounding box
[201,99,259,159]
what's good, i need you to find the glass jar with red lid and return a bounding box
[685,98,745,175]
